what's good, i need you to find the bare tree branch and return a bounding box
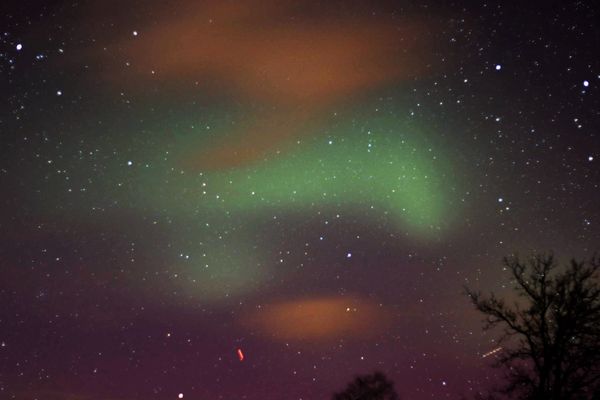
[466,253,600,400]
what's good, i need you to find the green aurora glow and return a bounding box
[142,112,455,232]
[37,109,460,300]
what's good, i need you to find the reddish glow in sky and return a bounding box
[84,0,434,169]
[2,1,599,400]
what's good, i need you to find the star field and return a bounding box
[1,1,599,399]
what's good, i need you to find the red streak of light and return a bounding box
[237,348,245,362]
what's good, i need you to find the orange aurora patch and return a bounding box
[96,0,427,105]
[240,296,391,341]
[80,0,436,170]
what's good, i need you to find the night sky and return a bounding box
[1,1,599,399]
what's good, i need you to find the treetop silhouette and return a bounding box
[333,371,400,400]
[466,253,600,400]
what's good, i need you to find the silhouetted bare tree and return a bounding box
[333,371,399,400]
[466,253,600,400]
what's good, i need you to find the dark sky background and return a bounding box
[1,1,599,399]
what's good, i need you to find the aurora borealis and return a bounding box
[1,1,599,399]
